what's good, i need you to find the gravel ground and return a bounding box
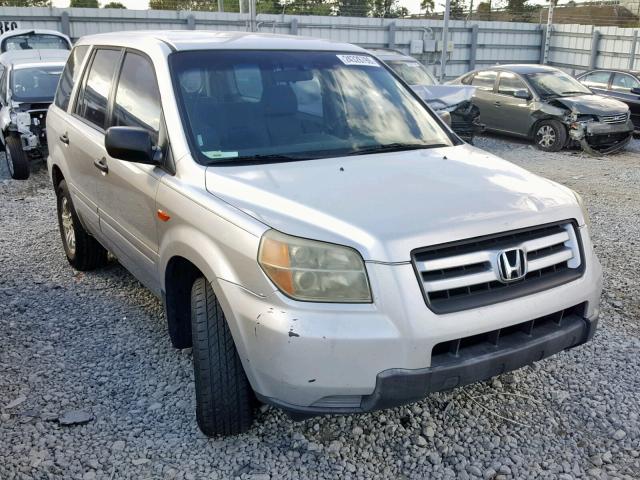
[0,138,639,480]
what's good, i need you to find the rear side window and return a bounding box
[581,71,611,88]
[471,71,497,90]
[112,52,161,139]
[54,45,89,111]
[76,48,121,129]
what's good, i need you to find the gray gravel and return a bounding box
[1,139,639,480]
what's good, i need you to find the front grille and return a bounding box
[431,303,586,367]
[412,221,584,314]
[599,112,629,124]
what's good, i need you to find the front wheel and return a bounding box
[191,277,254,436]
[534,120,567,152]
[5,135,29,180]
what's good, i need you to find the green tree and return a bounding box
[447,0,464,19]
[421,0,434,16]
[371,0,408,17]
[476,0,490,19]
[336,0,371,17]
[506,0,535,20]
[0,0,51,5]
[70,0,99,6]
[149,0,239,11]
[104,1,126,7]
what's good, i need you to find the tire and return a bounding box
[56,179,108,271]
[5,135,29,180]
[190,277,254,436]
[534,120,567,152]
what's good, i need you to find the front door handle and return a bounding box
[59,133,69,145]
[494,101,502,107]
[93,157,108,174]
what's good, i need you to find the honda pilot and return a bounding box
[47,31,602,436]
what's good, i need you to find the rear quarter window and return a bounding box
[55,45,89,111]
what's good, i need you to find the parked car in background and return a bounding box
[49,32,601,437]
[1,49,67,179]
[0,29,71,53]
[369,49,480,143]
[577,68,640,134]
[451,64,633,153]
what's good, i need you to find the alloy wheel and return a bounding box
[61,196,76,256]
[536,125,556,148]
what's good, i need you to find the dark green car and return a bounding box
[450,64,634,153]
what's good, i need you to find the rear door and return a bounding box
[46,45,100,231]
[469,70,499,129]
[492,71,534,136]
[609,72,640,129]
[95,50,165,293]
[578,70,612,96]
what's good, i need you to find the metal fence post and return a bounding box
[60,11,70,37]
[186,14,195,30]
[469,24,478,71]
[629,30,638,69]
[589,29,600,70]
[388,22,396,49]
[290,18,298,35]
[539,24,547,64]
[218,0,224,12]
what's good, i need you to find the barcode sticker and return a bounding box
[336,54,380,67]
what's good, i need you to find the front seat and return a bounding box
[262,84,303,145]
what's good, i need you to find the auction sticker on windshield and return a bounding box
[336,55,380,67]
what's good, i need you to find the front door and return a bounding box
[95,50,165,294]
[492,71,534,137]
[608,72,640,130]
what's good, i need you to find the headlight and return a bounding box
[572,190,591,228]
[258,230,372,303]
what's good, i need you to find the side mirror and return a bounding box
[105,126,160,165]
[513,89,531,100]
[631,87,640,95]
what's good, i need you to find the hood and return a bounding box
[551,94,629,115]
[204,144,581,263]
[411,85,476,111]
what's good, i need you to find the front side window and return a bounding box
[3,33,70,52]
[170,50,453,164]
[611,73,640,92]
[526,70,592,98]
[497,72,528,96]
[112,52,161,139]
[76,49,121,129]
[55,45,90,111]
[386,60,437,86]
[471,71,497,90]
[10,65,63,103]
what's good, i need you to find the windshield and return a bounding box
[386,60,437,86]
[170,50,453,164]
[525,70,592,98]
[3,33,69,52]
[11,66,63,103]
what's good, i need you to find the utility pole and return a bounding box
[249,0,257,32]
[543,0,556,64]
[441,0,451,81]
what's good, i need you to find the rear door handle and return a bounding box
[494,101,501,107]
[59,133,69,145]
[93,157,108,174]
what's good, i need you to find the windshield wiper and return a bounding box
[206,153,312,165]
[345,143,448,156]
[560,91,590,96]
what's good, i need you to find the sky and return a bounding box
[51,0,428,16]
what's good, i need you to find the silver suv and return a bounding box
[47,31,602,437]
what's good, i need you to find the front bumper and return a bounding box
[570,118,633,154]
[216,226,602,416]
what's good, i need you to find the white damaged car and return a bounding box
[0,49,67,179]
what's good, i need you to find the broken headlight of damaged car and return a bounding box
[258,230,372,303]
